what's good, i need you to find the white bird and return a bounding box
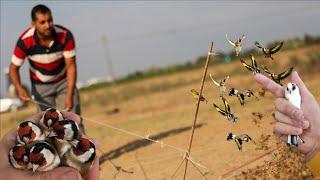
[285,82,304,147]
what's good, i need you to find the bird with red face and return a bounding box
[28,141,60,172]
[39,108,64,132]
[49,119,81,157]
[64,137,96,176]
[17,121,46,145]
[8,144,29,170]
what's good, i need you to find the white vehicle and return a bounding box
[0,98,24,113]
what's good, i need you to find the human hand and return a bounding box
[64,97,74,111]
[254,71,320,160]
[0,111,99,180]
[16,87,30,102]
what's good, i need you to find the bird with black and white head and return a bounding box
[16,121,46,145]
[63,137,96,176]
[49,119,81,157]
[39,108,64,132]
[28,141,61,172]
[8,144,29,170]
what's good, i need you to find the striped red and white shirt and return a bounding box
[11,25,76,84]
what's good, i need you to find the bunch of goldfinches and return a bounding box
[8,108,96,176]
[191,34,298,151]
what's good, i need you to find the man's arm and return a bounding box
[8,63,30,101]
[64,57,77,110]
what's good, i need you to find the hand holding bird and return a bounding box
[0,111,99,180]
[254,71,320,161]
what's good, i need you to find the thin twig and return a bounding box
[170,156,187,180]
[135,152,149,180]
[183,42,214,180]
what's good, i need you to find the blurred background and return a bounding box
[1,1,320,179]
[1,1,320,96]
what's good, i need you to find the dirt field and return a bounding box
[1,45,319,179]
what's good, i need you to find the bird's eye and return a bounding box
[286,87,289,91]
[292,86,296,90]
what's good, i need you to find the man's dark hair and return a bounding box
[31,4,51,21]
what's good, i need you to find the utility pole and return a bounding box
[101,35,115,82]
[101,34,120,114]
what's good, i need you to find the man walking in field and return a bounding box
[9,4,85,132]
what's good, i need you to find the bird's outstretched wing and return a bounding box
[240,59,254,72]
[254,41,263,49]
[270,41,284,54]
[251,55,258,69]
[222,76,230,84]
[248,135,256,144]
[262,66,272,76]
[237,93,245,106]
[278,67,293,80]
[222,96,231,113]
[235,139,243,151]
[226,34,235,47]
[213,103,227,116]
[209,74,220,87]
[239,35,245,43]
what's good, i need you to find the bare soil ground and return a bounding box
[1,45,319,179]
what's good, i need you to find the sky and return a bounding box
[1,1,320,97]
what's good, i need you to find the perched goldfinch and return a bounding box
[190,89,208,103]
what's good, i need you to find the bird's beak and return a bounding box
[27,163,32,170]
[32,164,39,172]
[70,140,78,147]
[48,131,57,137]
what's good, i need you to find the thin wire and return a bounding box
[170,157,186,180]
[30,97,209,171]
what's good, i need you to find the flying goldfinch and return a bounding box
[227,132,256,151]
[213,96,237,123]
[209,74,229,94]
[226,34,245,56]
[229,88,258,106]
[255,41,284,60]
[240,55,261,74]
[190,89,208,103]
[263,66,293,86]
